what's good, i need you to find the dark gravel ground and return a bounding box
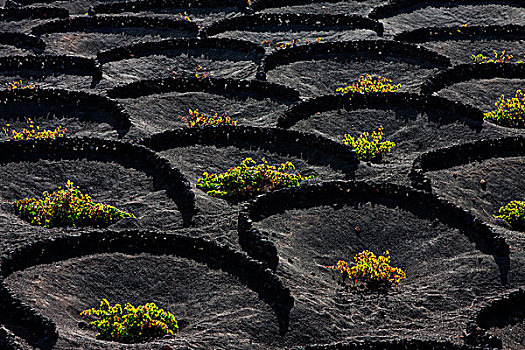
[0,0,523,349]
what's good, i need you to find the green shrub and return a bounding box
[483,90,525,127]
[13,180,134,228]
[342,125,395,162]
[6,79,37,91]
[471,50,524,63]
[179,109,237,127]
[172,66,211,80]
[261,37,321,50]
[494,200,525,230]
[327,250,406,290]
[336,75,401,95]
[196,157,313,199]
[80,299,178,342]
[194,66,211,80]
[178,12,194,23]
[2,118,66,141]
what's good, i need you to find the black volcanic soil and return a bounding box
[41,29,198,58]
[0,0,524,349]
[421,40,525,65]
[6,253,277,350]
[253,201,503,342]
[99,54,259,88]
[427,157,525,231]
[117,90,293,137]
[0,159,183,250]
[266,58,440,97]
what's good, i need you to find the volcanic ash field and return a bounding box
[0,0,524,349]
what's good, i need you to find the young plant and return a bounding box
[13,180,134,228]
[483,90,525,127]
[336,75,401,95]
[196,157,313,200]
[342,125,395,162]
[494,200,525,230]
[194,66,212,80]
[470,50,524,63]
[327,250,406,290]
[178,12,194,23]
[179,109,237,127]
[2,118,66,140]
[5,80,37,91]
[261,37,321,50]
[172,66,212,80]
[80,299,178,343]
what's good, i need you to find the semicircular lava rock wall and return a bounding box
[0,137,196,225]
[0,324,26,350]
[106,76,301,103]
[420,63,525,94]
[0,230,294,348]
[0,32,45,52]
[0,6,68,21]
[247,0,365,12]
[0,280,57,350]
[473,288,524,348]
[1,0,524,349]
[238,180,509,274]
[369,0,525,19]
[0,55,102,80]
[0,88,131,138]
[289,338,474,350]
[139,125,358,177]
[30,15,200,37]
[259,40,451,81]
[394,24,525,43]
[97,37,265,65]
[460,288,525,349]
[410,136,525,192]
[7,0,63,5]
[92,0,241,15]
[200,13,384,38]
[476,288,525,329]
[277,92,484,129]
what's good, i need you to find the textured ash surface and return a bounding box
[0,0,524,349]
[253,202,505,344]
[6,253,277,350]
